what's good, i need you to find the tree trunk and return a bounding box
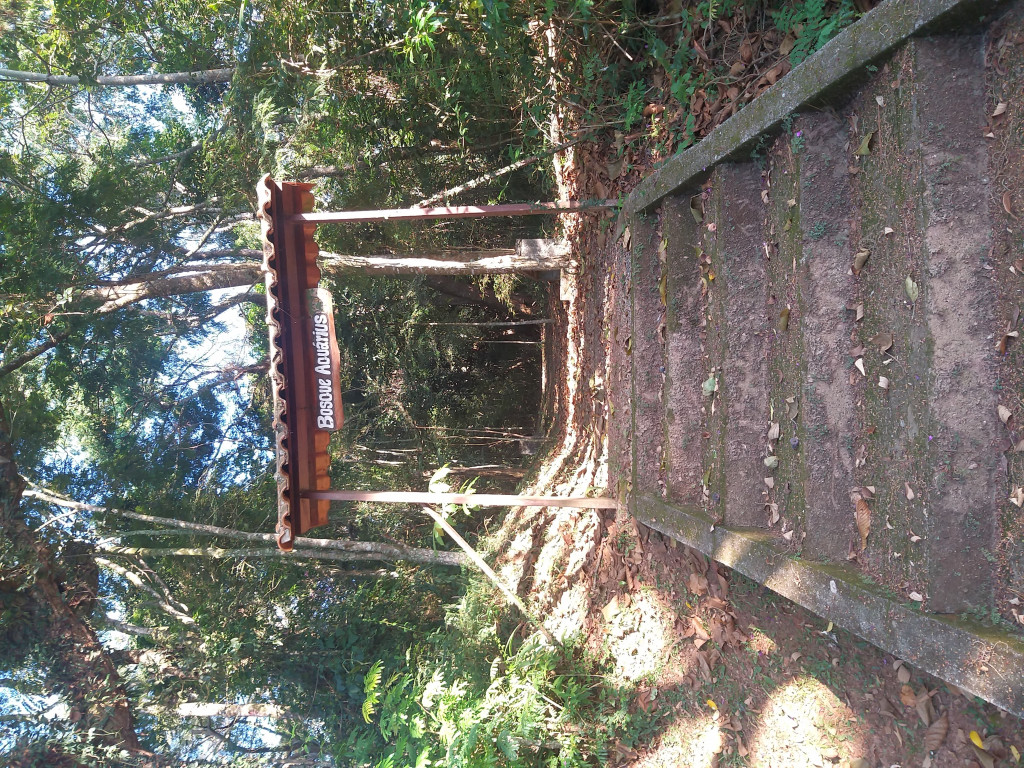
[98,544,467,568]
[26,489,468,567]
[0,405,142,752]
[0,67,235,87]
[81,261,263,313]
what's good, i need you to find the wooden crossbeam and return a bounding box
[289,200,617,224]
[302,490,617,509]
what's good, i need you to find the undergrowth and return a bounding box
[363,573,652,768]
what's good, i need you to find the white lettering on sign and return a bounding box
[307,291,342,432]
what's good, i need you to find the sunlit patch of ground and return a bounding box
[598,588,675,682]
[747,676,863,767]
[633,712,724,768]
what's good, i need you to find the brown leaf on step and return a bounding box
[924,712,949,752]
[767,422,781,441]
[1009,486,1023,507]
[779,34,796,56]
[853,249,871,274]
[779,307,790,331]
[1004,191,1018,219]
[998,405,1012,424]
[854,131,875,156]
[855,499,871,550]
[869,331,893,353]
[992,101,1007,117]
[905,482,915,501]
[643,103,665,118]
[900,684,917,706]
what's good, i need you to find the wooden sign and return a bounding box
[258,176,336,549]
[307,288,342,431]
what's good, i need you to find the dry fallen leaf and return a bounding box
[767,422,781,441]
[855,358,866,377]
[869,331,893,354]
[992,101,1008,117]
[764,455,779,469]
[878,375,890,390]
[909,591,924,602]
[897,663,911,684]
[905,276,920,303]
[924,711,949,752]
[1011,487,1024,507]
[783,529,795,541]
[999,405,1013,424]
[855,131,875,156]
[875,95,885,106]
[855,499,871,550]
[905,482,915,501]
[853,248,871,274]
[915,688,933,726]
[1004,191,1018,220]
[883,226,895,235]
[900,684,917,706]
[973,744,996,768]
[779,306,790,331]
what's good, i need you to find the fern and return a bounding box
[363,660,385,723]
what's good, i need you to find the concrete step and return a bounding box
[606,237,634,500]
[627,215,664,500]
[708,163,771,529]
[793,112,860,562]
[660,195,708,509]
[845,37,999,613]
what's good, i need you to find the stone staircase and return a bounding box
[607,8,1024,716]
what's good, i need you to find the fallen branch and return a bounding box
[416,137,586,207]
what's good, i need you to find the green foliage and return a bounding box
[772,0,858,65]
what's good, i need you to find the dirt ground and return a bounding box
[495,7,1024,766]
